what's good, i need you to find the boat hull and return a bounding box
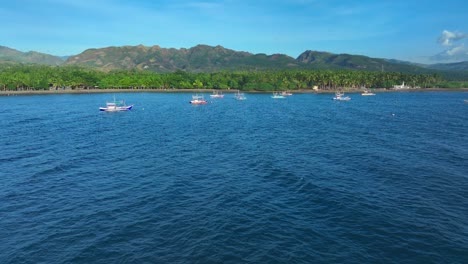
[99,105,133,111]
[190,100,208,104]
[235,93,246,100]
[333,97,351,101]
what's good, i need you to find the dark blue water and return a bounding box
[1,92,467,263]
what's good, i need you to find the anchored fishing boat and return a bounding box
[190,94,208,104]
[99,97,133,112]
[361,89,376,96]
[210,90,224,98]
[234,90,247,100]
[271,92,286,99]
[333,91,351,101]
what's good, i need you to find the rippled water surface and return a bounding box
[1,92,467,263]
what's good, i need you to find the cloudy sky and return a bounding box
[1,0,467,63]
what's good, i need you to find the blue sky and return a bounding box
[1,0,467,63]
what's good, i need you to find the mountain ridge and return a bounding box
[64,44,302,72]
[1,44,467,77]
[0,46,65,65]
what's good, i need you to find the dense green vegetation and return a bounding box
[436,81,468,89]
[1,64,465,91]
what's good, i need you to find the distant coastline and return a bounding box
[1,88,467,96]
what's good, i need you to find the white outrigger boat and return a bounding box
[234,90,247,100]
[99,97,133,112]
[333,91,351,101]
[271,92,286,99]
[361,89,376,96]
[209,90,224,98]
[190,94,208,104]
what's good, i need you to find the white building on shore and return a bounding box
[393,82,410,89]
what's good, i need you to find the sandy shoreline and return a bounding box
[0,88,467,96]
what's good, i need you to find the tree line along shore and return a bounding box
[2,88,467,96]
[1,65,467,92]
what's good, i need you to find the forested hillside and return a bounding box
[2,44,468,81]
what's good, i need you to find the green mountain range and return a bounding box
[1,44,467,79]
[62,45,437,74]
[63,44,302,72]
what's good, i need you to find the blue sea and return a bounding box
[1,91,467,263]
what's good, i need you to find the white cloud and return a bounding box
[446,44,466,56]
[438,30,468,46]
[431,44,468,62]
[432,30,468,62]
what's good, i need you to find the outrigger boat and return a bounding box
[271,92,286,99]
[361,89,376,96]
[99,97,133,112]
[234,90,247,100]
[190,94,208,104]
[333,91,351,101]
[210,90,224,98]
